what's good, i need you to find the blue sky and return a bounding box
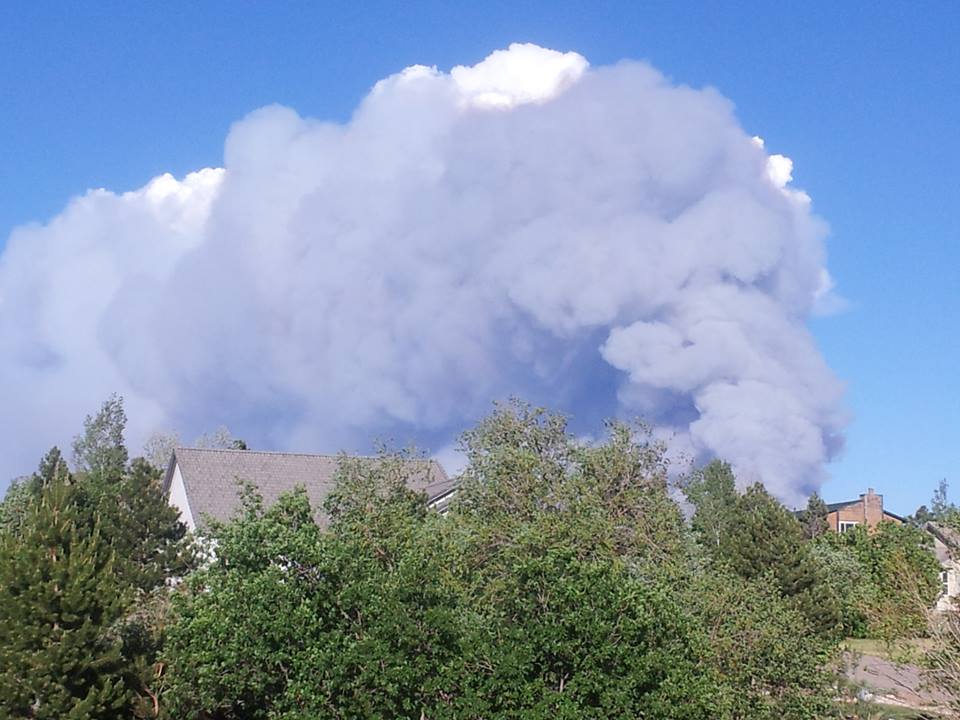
[1,1,957,513]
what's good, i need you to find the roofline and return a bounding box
[826,500,860,511]
[883,509,906,522]
[924,522,960,547]
[172,445,445,466]
[427,485,459,504]
[171,446,378,460]
[162,449,179,494]
[163,446,451,489]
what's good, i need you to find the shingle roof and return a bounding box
[826,499,859,513]
[824,498,905,522]
[163,447,455,528]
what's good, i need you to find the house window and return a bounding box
[838,521,859,533]
[940,570,950,598]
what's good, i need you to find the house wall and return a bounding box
[930,534,960,612]
[168,463,196,531]
[935,563,959,612]
[937,562,960,611]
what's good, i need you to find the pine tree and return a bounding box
[800,492,829,539]
[720,483,806,581]
[35,447,71,490]
[0,479,129,719]
[0,447,71,538]
[96,458,192,593]
[719,483,842,637]
[0,479,32,537]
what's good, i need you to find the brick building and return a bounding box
[825,488,904,533]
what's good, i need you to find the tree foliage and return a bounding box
[0,479,129,719]
[818,522,941,640]
[93,458,193,594]
[0,396,194,719]
[72,394,129,480]
[0,447,71,537]
[162,402,841,719]
[799,491,830,540]
[688,568,838,720]
[684,459,738,550]
[712,483,844,638]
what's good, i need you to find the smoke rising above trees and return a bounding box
[0,43,846,503]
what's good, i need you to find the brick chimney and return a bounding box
[860,488,883,528]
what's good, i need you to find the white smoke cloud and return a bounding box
[0,43,846,504]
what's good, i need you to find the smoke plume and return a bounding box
[0,44,846,504]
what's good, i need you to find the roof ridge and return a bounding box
[174,446,438,463]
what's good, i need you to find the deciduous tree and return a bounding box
[72,394,128,480]
[684,459,738,550]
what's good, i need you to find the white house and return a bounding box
[926,523,960,612]
[163,447,457,532]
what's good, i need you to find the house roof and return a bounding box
[824,498,905,522]
[926,522,960,548]
[163,447,455,528]
[825,500,857,513]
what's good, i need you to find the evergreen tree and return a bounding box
[800,491,830,539]
[68,398,192,592]
[719,484,842,637]
[95,458,193,593]
[0,479,32,537]
[720,484,806,580]
[0,479,128,719]
[0,448,71,538]
[35,446,71,489]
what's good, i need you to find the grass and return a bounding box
[844,637,933,662]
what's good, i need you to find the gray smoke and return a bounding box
[0,44,846,504]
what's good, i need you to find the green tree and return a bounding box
[800,491,830,539]
[719,483,843,638]
[0,478,33,536]
[807,540,872,637]
[449,405,733,718]
[62,398,194,593]
[684,460,738,550]
[94,458,192,594]
[72,395,128,480]
[0,479,129,719]
[164,476,462,720]
[162,403,844,719]
[932,479,953,519]
[820,522,940,639]
[35,446,71,489]
[450,532,715,720]
[688,568,839,720]
[455,402,688,566]
[1,447,72,537]
[908,503,934,527]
